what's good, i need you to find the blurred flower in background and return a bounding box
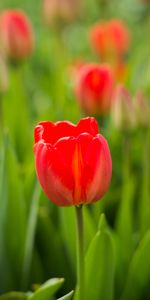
[74,63,114,116]
[111,85,150,131]
[111,85,136,130]
[42,0,81,26]
[0,10,34,61]
[133,91,150,128]
[90,20,131,82]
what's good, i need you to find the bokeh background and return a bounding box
[0,0,150,299]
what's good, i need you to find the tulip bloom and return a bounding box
[90,20,130,60]
[34,117,112,206]
[0,10,34,60]
[74,63,114,116]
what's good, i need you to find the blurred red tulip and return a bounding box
[0,10,34,60]
[74,63,114,116]
[43,0,80,26]
[90,20,130,61]
[34,117,112,206]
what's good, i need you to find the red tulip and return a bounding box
[90,20,130,60]
[74,63,114,116]
[34,117,112,206]
[0,10,34,60]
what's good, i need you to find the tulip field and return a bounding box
[0,0,150,299]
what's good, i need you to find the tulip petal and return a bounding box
[34,142,74,206]
[35,117,99,145]
[85,134,112,203]
[77,117,99,136]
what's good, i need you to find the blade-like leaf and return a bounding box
[21,181,41,290]
[84,214,115,300]
[28,278,64,300]
[57,291,74,300]
[121,230,150,300]
[0,134,27,291]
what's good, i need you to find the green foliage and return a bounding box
[122,230,150,300]
[84,215,115,300]
[28,278,64,300]
[0,292,29,300]
[57,291,74,300]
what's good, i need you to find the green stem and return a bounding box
[75,205,84,300]
[0,93,4,143]
[0,93,3,129]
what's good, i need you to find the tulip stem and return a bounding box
[75,205,85,300]
[0,93,4,141]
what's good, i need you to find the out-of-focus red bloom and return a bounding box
[74,63,114,116]
[0,10,34,60]
[34,117,112,206]
[43,0,80,26]
[90,20,130,60]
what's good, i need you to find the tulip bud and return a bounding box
[34,117,112,206]
[0,10,34,61]
[90,19,130,61]
[0,53,9,93]
[43,0,80,26]
[74,63,114,116]
[111,85,136,130]
[134,91,150,128]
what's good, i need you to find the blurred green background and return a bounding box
[0,0,150,299]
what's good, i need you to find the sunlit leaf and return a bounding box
[84,214,115,300]
[121,230,150,300]
[28,278,64,300]
[57,291,74,300]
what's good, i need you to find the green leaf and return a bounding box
[57,291,74,300]
[82,215,115,300]
[84,214,115,300]
[28,278,64,300]
[0,134,27,290]
[21,181,41,290]
[3,67,32,162]
[0,292,29,300]
[116,175,135,264]
[121,230,150,300]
